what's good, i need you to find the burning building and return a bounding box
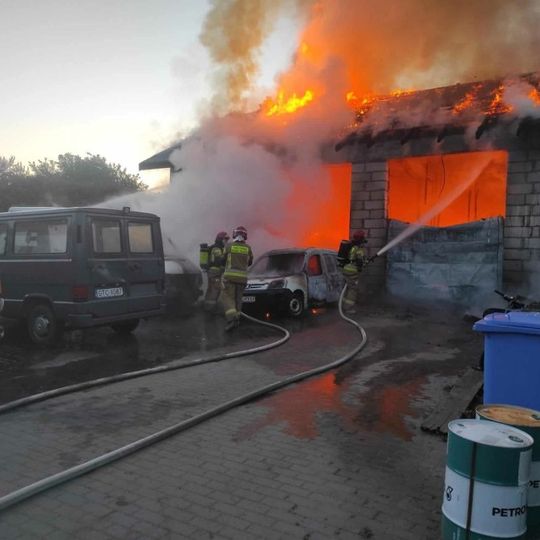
[328,74,540,301]
[134,0,540,303]
[140,73,540,302]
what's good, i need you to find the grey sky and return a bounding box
[0,0,299,183]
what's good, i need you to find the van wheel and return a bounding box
[27,304,62,346]
[111,319,140,335]
[288,292,305,318]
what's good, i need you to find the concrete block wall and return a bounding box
[503,149,540,290]
[349,161,388,290]
[337,122,540,294]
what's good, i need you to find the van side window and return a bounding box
[323,254,337,273]
[307,254,322,276]
[0,223,7,255]
[92,219,122,254]
[14,219,68,254]
[128,222,154,254]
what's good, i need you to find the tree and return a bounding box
[0,153,147,211]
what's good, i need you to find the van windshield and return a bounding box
[249,253,305,278]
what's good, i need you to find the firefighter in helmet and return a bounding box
[342,230,368,314]
[203,231,229,312]
[222,226,253,331]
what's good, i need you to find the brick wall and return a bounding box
[335,122,540,294]
[503,149,540,290]
[349,161,388,291]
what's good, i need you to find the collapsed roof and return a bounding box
[335,73,540,151]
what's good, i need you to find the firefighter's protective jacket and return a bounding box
[343,245,367,276]
[208,245,226,277]
[223,241,253,284]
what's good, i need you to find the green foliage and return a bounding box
[0,153,147,211]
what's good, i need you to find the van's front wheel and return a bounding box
[27,304,62,346]
[111,319,140,335]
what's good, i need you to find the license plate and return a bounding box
[242,296,256,303]
[95,287,124,299]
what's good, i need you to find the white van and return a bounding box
[242,248,344,317]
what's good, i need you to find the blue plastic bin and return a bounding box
[473,312,540,410]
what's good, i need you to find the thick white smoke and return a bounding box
[503,80,540,119]
[104,0,540,265]
[104,103,350,261]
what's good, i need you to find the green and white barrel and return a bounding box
[476,405,540,539]
[442,419,533,539]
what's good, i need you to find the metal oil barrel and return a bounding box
[442,419,533,539]
[477,404,540,539]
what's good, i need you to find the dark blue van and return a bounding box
[0,207,165,344]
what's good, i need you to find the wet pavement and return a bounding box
[0,300,482,539]
[0,311,275,404]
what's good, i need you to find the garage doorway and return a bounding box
[388,151,508,227]
[386,151,508,302]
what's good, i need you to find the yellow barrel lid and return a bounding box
[478,404,540,427]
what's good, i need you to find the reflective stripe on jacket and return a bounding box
[223,241,253,283]
[343,245,366,276]
[208,245,225,276]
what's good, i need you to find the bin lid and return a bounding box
[473,311,540,335]
[448,419,534,448]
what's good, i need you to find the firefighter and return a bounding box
[342,230,368,314]
[203,231,229,312]
[222,226,253,331]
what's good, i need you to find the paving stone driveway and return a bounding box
[0,305,481,539]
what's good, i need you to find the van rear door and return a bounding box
[87,216,130,316]
[125,218,164,312]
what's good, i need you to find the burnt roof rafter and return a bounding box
[335,72,540,152]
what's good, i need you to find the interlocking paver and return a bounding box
[0,308,479,539]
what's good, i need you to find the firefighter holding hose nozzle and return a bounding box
[222,226,253,331]
[338,230,369,315]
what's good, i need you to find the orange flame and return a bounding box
[529,87,540,106]
[263,89,315,116]
[346,91,376,113]
[487,84,513,115]
[453,90,476,114]
[390,88,415,98]
[345,88,415,118]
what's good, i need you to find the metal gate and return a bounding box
[386,217,503,304]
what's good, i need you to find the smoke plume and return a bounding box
[112,0,540,265]
[199,0,313,114]
[201,0,540,112]
[301,0,539,96]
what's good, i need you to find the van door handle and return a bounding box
[129,263,141,271]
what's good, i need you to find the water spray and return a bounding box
[374,157,494,258]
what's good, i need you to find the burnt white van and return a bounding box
[242,248,345,317]
[0,207,165,344]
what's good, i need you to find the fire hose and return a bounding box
[0,285,367,512]
[0,314,290,415]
